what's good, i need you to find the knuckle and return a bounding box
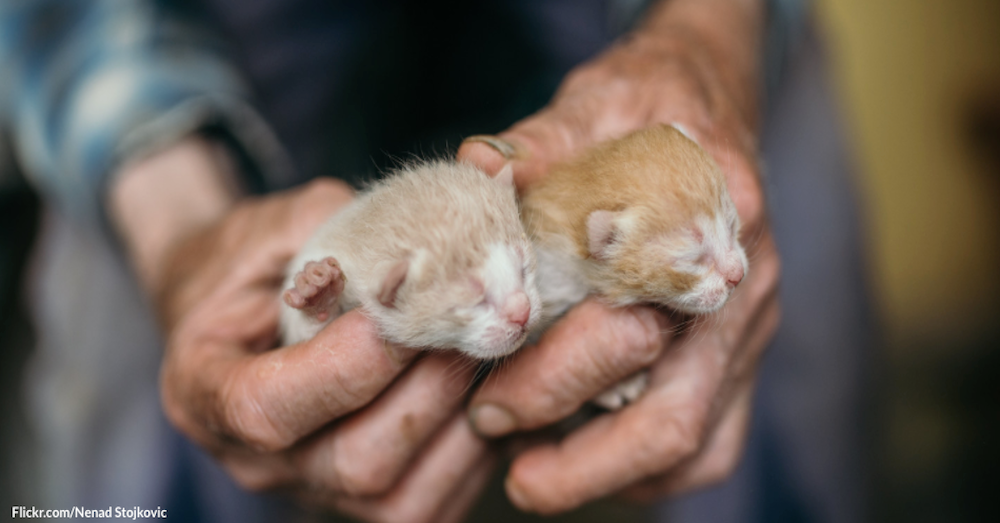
[376,506,434,523]
[297,178,353,215]
[329,437,402,497]
[725,161,766,228]
[507,463,572,514]
[561,65,601,92]
[702,452,741,487]
[638,410,704,471]
[220,383,294,453]
[305,176,341,194]
[324,367,371,414]
[227,201,254,223]
[160,359,226,449]
[760,246,782,288]
[230,470,280,493]
[740,184,766,227]
[610,307,664,369]
[224,461,285,493]
[766,301,782,338]
[159,376,189,432]
[758,273,782,336]
[663,415,702,461]
[349,496,437,523]
[665,71,708,102]
[335,460,395,497]
[309,177,352,200]
[689,435,746,491]
[534,490,576,515]
[746,245,782,316]
[161,394,202,444]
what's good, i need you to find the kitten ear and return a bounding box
[378,259,410,308]
[493,163,514,186]
[587,210,623,260]
[669,122,698,145]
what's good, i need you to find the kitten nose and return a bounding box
[503,291,531,326]
[726,264,745,287]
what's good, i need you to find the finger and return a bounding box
[158,177,352,330]
[718,232,781,374]
[214,446,302,493]
[164,310,419,453]
[656,244,778,470]
[255,177,357,254]
[628,239,779,500]
[455,138,514,177]
[500,238,781,513]
[332,413,495,523]
[295,352,478,496]
[457,92,629,190]
[698,135,767,235]
[455,114,570,191]
[468,299,670,437]
[431,453,498,523]
[502,333,724,514]
[619,377,756,501]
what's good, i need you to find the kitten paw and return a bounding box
[283,257,345,323]
[592,371,649,411]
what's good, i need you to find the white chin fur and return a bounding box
[671,283,733,315]
[446,242,542,360]
[464,329,529,360]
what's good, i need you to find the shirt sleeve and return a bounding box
[0,0,293,224]
[764,0,811,98]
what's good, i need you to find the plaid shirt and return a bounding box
[0,0,290,224]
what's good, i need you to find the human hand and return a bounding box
[148,175,494,523]
[457,0,780,513]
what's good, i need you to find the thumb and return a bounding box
[456,106,594,190]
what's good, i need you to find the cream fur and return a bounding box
[280,160,542,360]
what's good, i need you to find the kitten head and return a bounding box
[521,123,749,315]
[367,163,542,360]
[374,240,542,360]
[585,191,747,314]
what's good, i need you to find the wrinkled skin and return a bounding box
[154,0,779,520]
[457,0,781,514]
[157,180,496,523]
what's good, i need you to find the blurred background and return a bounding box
[817,0,1000,520]
[2,1,999,521]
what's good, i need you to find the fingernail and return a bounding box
[470,403,517,437]
[383,340,419,367]
[505,475,534,512]
[462,135,519,160]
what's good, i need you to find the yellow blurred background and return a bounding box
[818,0,1000,351]
[817,0,1000,518]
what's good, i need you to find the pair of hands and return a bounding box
[155,2,780,521]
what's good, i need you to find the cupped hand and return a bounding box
[457,0,780,514]
[157,179,495,523]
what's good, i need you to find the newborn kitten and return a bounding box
[522,124,749,408]
[280,160,542,361]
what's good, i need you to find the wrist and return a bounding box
[109,135,241,295]
[637,0,765,129]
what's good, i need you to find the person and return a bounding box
[1,0,870,521]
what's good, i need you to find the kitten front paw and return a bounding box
[283,257,345,323]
